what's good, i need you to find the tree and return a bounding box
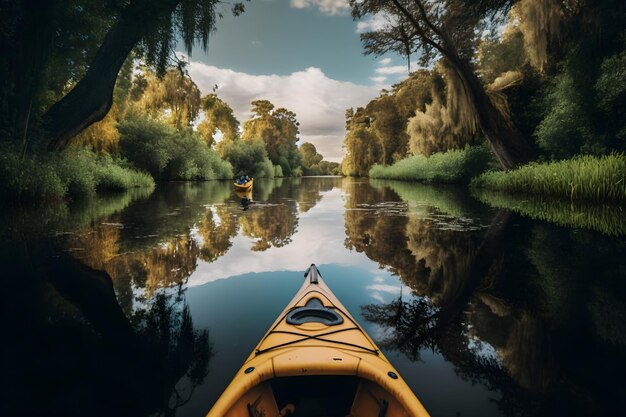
[342,124,382,176]
[1,0,247,151]
[361,19,417,72]
[242,100,302,175]
[139,68,201,128]
[350,0,534,170]
[300,142,324,175]
[197,93,240,147]
[217,138,275,179]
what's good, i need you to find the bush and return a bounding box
[0,143,154,202]
[217,138,275,178]
[534,72,600,158]
[369,145,494,183]
[118,115,232,180]
[470,153,626,204]
[0,145,67,200]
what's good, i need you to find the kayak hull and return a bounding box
[206,265,430,417]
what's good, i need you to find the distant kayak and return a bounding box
[206,264,431,417]
[233,178,253,191]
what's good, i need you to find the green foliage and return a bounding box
[138,68,202,127]
[274,165,284,178]
[242,100,302,176]
[0,143,154,201]
[197,93,240,146]
[477,29,526,83]
[0,145,67,201]
[301,142,333,175]
[118,114,173,177]
[534,72,598,158]
[318,161,341,175]
[342,126,381,176]
[217,138,275,179]
[118,114,232,181]
[470,154,626,204]
[472,189,626,237]
[369,145,494,184]
[596,43,626,140]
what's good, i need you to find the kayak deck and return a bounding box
[206,265,430,417]
[233,179,253,191]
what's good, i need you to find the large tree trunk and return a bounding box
[447,54,534,170]
[41,0,179,151]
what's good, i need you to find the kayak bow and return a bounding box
[206,264,430,417]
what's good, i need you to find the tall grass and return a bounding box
[470,154,626,204]
[369,145,495,183]
[0,144,154,202]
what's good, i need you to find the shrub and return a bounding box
[118,115,232,180]
[369,145,494,183]
[0,143,154,202]
[218,138,275,178]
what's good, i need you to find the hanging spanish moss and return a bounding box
[486,70,525,125]
[515,0,562,72]
[406,62,480,156]
[442,62,479,138]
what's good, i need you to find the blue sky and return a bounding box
[181,0,411,162]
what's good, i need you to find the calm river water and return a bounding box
[2,177,625,417]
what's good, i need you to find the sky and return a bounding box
[181,0,411,162]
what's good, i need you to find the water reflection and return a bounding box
[3,177,625,417]
[2,242,211,417]
[348,179,626,416]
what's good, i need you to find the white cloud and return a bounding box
[356,13,393,33]
[187,188,378,286]
[366,284,402,294]
[369,76,387,84]
[290,0,349,15]
[184,57,378,162]
[375,65,407,75]
[379,57,392,66]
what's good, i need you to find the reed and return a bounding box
[369,145,494,183]
[470,154,626,204]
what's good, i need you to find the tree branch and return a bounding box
[389,0,445,54]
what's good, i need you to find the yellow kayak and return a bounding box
[234,179,253,191]
[206,265,431,417]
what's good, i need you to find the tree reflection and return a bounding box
[197,206,239,262]
[2,246,212,417]
[240,202,298,251]
[238,180,300,251]
[351,179,626,416]
[66,224,201,314]
[295,177,341,212]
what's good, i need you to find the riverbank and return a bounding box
[369,145,495,183]
[0,145,154,201]
[470,154,626,204]
[370,147,625,205]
